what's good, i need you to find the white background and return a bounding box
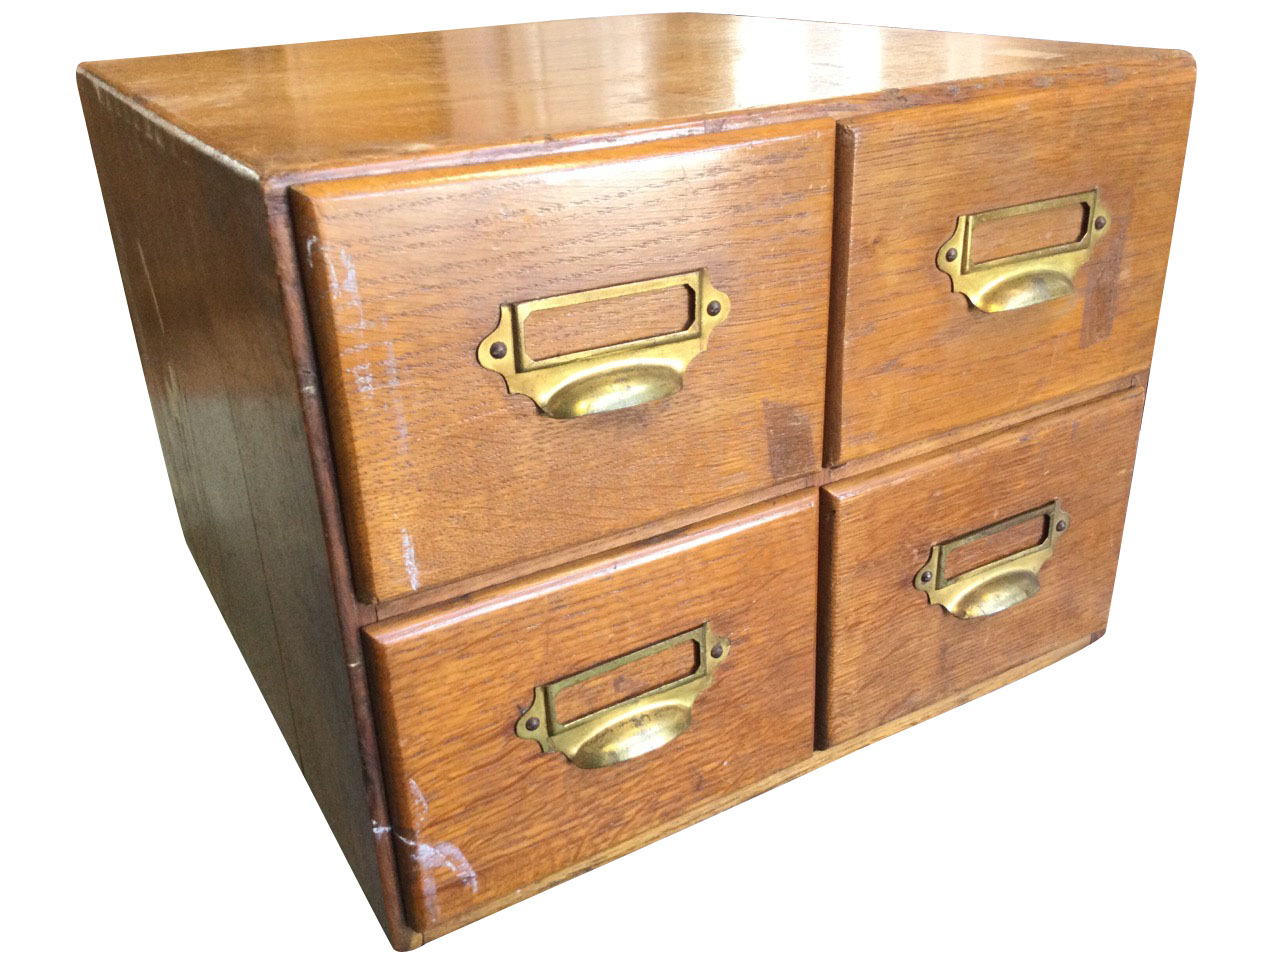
[4,2,1276,957]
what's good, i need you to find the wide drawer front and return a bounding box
[365,492,818,933]
[826,71,1193,465]
[294,121,834,603]
[819,389,1144,747]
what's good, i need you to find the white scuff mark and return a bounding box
[351,361,375,395]
[315,244,381,400]
[305,235,319,270]
[322,246,341,299]
[135,239,165,334]
[372,779,477,923]
[381,342,401,388]
[320,244,371,330]
[401,529,421,592]
[340,248,360,295]
[382,341,411,455]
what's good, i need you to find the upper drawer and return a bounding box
[826,70,1194,465]
[294,122,834,602]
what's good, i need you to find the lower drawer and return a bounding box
[819,388,1144,747]
[365,492,818,933]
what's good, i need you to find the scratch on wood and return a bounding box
[382,341,411,454]
[135,239,165,334]
[316,243,371,331]
[401,529,421,592]
[374,779,478,923]
[312,242,385,399]
[77,67,260,182]
[351,361,375,394]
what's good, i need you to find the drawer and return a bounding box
[826,73,1193,465]
[293,122,834,603]
[819,389,1143,747]
[365,492,818,933]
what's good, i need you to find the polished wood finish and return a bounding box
[78,15,1193,950]
[819,389,1145,747]
[381,631,1098,944]
[365,492,818,934]
[825,69,1194,465]
[77,76,406,944]
[79,14,1191,181]
[294,122,833,602]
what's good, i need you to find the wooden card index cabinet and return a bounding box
[78,14,1195,948]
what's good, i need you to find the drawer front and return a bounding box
[365,493,817,932]
[294,122,834,602]
[819,389,1144,747]
[827,69,1193,465]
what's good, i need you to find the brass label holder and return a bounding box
[515,624,727,769]
[914,501,1069,619]
[937,190,1110,312]
[477,269,729,419]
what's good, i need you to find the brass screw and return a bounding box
[524,716,540,731]
[489,341,508,359]
[945,247,958,262]
[1094,216,1107,231]
[706,300,722,317]
[1056,519,1068,532]
[920,570,933,582]
[710,643,724,659]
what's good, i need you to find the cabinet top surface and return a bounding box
[78,13,1191,181]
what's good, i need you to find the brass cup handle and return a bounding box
[515,624,727,769]
[937,190,1111,312]
[477,269,729,419]
[914,501,1069,619]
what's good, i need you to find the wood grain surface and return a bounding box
[78,15,1192,181]
[77,14,1197,950]
[819,389,1146,747]
[826,66,1193,465]
[294,121,833,603]
[364,492,818,933]
[77,77,406,942]
[373,630,1099,944]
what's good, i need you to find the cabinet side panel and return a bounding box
[78,72,398,941]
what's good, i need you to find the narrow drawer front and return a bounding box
[293,121,834,602]
[827,70,1193,465]
[819,389,1144,747]
[365,493,818,932]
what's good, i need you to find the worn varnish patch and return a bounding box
[1081,215,1127,348]
[763,401,815,482]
